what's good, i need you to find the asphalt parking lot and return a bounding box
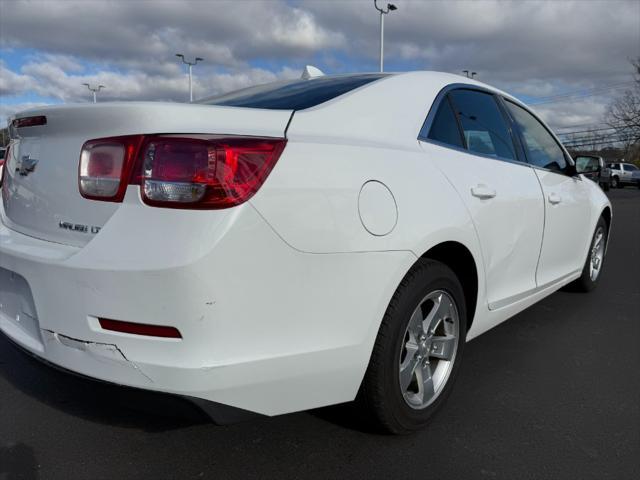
[1,188,639,480]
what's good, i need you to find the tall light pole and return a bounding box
[373,1,397,72]
[176,54,203,102]
[82,83,105,103]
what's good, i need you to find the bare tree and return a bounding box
[607,58,640,162]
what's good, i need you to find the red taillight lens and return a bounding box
[79,136,144,202]
[98,318,182,339]
[140,136,286,209]
[78,134,285,208]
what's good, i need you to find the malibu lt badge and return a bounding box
[59,221,101,234]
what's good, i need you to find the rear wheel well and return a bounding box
[420,242,478,331]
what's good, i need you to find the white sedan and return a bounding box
[0,71,611,433]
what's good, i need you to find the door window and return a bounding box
[448,90,516,160]
[505,101,567,172]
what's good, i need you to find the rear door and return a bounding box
[419,88,545,309]
[503,100,592,286]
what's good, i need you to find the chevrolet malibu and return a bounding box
[0,72,611,433]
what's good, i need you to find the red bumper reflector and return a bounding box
[98,318,182,339]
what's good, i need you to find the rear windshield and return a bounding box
[202,74,389,110]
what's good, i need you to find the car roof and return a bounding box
[284,70,530,149]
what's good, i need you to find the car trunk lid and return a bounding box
[1,102,292,247]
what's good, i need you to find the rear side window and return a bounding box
[426,97,464,148]
[202,74,388,110]
[505,101,567,172]
[448,90,516,160]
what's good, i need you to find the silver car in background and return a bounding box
[608,162,640,189]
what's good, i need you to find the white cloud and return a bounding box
[534,98,610,130]
[0,0,343,68]
[269,7,345,50]
[0,62,37,96]
[3,59,298,103]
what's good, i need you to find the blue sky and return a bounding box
[1,0,639,134]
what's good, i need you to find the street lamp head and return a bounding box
[82,83,90,87]
[176,53,184,59]
[374,0,397,13]
[195,57,203,63]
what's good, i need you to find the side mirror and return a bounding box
[574,156,602,175]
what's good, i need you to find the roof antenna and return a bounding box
[301,65,325,80]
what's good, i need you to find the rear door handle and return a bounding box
[471,185,496,199]
[548,193,562,205]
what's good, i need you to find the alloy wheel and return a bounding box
[590,226,606,281]
[399,290,460,410]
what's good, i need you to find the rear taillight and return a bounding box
[79,136,144,202]
[140,136,285,209]
[78,135,285,209]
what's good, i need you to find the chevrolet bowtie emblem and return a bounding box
[16,155,39,176]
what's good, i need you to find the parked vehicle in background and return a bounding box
[575,155,610,191]
[0,72,613,434]
[608,162,640,188]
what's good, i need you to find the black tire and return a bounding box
[357,259,467,434]
[611,176,620,189]
[567,216,608,292]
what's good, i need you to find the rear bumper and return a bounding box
[0,188,413,416]
[2,332,260,425]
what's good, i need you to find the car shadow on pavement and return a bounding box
[0,443,39,480]
[0,336,208,432]
[309,402,383,434]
